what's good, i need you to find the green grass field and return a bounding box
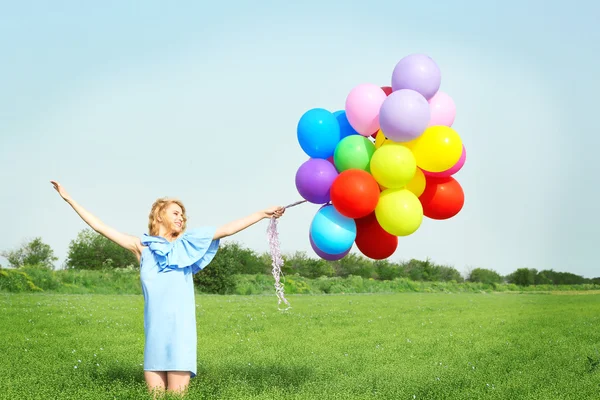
[1,292,599,399]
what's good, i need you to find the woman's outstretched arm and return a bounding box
[213,206,285,240]
[50,180,142,258]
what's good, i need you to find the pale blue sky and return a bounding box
[1,1,598,278]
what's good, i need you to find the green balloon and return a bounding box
[333,135,376,172]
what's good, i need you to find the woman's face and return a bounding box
[162,203,184,234]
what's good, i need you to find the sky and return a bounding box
[1,1,598,278]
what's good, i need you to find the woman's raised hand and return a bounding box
[49,179,142,259]
[50,180,71,201]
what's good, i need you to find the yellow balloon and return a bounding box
[406,167,426,197]
[370,144,417,189]
[374,130,393,149]
[402,137,416,149]
[375,188,423,236]
[409,126,462,172]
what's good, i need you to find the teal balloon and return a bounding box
[310,205,356,254]
[297,108,341,158]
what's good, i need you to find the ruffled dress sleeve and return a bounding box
[141,227,220,274]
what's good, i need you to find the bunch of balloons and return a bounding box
[295,54,466,261]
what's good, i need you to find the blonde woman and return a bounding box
[50,180,284,394]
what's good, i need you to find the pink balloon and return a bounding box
[428,91,456,127]
[345,84,387,136]
[423,144,466,178]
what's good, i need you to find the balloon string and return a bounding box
[266,199,307,310]
[284,199,307,209]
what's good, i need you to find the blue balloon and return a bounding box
[310,205,356,255]
[297,108,340,158]
[334,110,359,139]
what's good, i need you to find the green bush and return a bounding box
[2,268,599,296]
[403,258,464,282]
[65,229,138,270]
[233,274,275,295]
[507,268,537,286]
[193,244,237,294]
[535,269,594,285]
[334,253,376,279]
[0,269,42,292]
[281,251,336,278]
[468,268,503,284]
[374,260,405,280]
[20,265,62,290]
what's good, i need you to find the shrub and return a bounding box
[0,269,43,292]
[193,243,238,294]
[65,229,137,270]
[468,268,503,284]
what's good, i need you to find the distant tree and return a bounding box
[1,237,58,269]
[534,270,552,285]
[283,251,335,278]
[65,229,137,270]
[438,264,464,282]
[403,258,462,282]
[373,260,406,281]
[404,258,427,281]
[468,268,503,284]
[224,242,269,275]
[303,257,336,279]
[334,253,376,279]
[507,268,537,286]
[535,269,589,285]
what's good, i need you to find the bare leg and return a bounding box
[167,371,191,394]
[145,371,167,397]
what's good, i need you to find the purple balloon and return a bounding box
[295,158,339,204]
[379,89,431,142]
[309,233,351,261]
[391,54,441,100]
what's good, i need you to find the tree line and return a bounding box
[2,230,599,292]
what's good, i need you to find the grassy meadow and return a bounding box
[1,291,599,399]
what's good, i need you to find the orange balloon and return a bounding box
[331,169,380,219]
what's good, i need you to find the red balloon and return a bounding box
[381,86,393,96]
[330,169,380,219]
[355,212,398,259]
[419,176,465,220]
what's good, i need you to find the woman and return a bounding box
[50,180,285,394]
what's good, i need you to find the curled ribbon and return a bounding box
[266,200,306,310]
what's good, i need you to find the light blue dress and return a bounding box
[139,227,220,378]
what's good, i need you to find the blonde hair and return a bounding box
[148,197,188,237]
